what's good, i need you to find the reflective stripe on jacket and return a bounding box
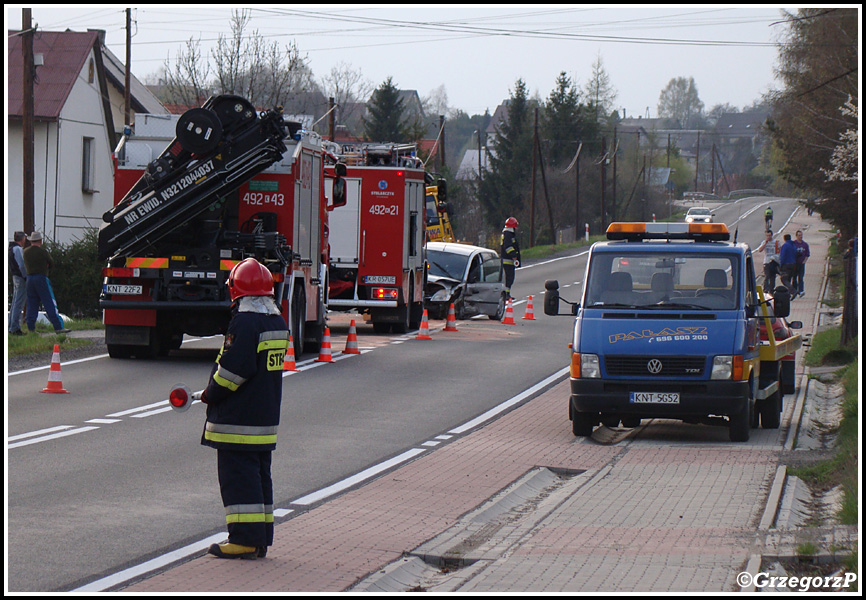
[202,297,289,451]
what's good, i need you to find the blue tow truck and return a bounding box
[544,222,802,442]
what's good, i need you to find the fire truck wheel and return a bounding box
[291,286,306,358]
[107,344,133,359]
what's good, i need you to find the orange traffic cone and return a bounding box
[444,303,459,332]
[343,320,361,354]
[316,327,335,362]
[502,298,516,325]
[283,336,300,371]
[522,295,536,320]
[41,344,70,393]
[416,309,433,340]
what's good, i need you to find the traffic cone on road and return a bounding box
[522,295,536,320]
[415,309,433,340]
[283,336,300,371]
[316,327,335,362]
[343,320,361,354]
[444,303,459,332]
[41,344,70,393]
[502,298,516,325]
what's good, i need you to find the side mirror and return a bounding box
[437,178,447,203]
[787,320,803,329]
[544,280,560,316]
[771,285,791,318]
[330,163,347,209]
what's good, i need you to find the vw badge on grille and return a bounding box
[647,359,663,374]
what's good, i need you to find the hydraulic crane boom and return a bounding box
[98,95,299,261]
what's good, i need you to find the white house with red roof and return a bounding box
[8,28,167,244]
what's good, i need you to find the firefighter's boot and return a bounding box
[208,542,258,559]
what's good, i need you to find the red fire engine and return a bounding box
[100,95,344,358]
[324,143,427,333]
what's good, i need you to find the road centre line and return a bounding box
[8,424,75,441]
[8,426,100,449]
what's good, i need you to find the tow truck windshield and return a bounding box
[585,251,739,310]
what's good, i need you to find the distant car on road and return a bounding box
[684,207,715,223]
[424,242,506,321]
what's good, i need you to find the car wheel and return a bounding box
[489,293,506,321]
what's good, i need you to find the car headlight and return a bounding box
[431,289,451,302]
[711,355,745,380]
[571,353,600,378]
[686,217,694,223]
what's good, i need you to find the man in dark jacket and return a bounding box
[779,233,798,297]
[202,258,290,559]
[500,217,521,299]
[22,231,69,334]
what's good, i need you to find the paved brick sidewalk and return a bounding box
[122,204,831,593]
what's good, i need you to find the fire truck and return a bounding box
[99,95,345,359]
[425,178,456,243]
[324,143,427,333]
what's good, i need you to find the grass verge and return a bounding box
[8,318,104,358]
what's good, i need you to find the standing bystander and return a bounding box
[793,230,810,298]
[756,230,780,293]
[8,231,28,335]
[778,233,798,298]
[22,232,69,334]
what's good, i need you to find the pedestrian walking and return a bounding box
[793,229,810,298]
[778,233,797,298]
[500,217,521,299]
[22,232,69,334]
[9,231,28,335]
[756,230,780,293]
[201,258,291,560]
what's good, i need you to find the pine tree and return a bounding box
[363,77,409,142]
[479,79,534,231]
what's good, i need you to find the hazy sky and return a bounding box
[9,5,791,117]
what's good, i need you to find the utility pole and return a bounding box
[530,108,538,247]
[439,115,445,172]
[328,97,335,141]
[22,8,35,233]
[600,136,607,232]
[694,130,701,192]
[574,141,581,243]
[612,127,617,222]
[124,8,132,127]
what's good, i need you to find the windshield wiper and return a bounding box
[652,301,710,310]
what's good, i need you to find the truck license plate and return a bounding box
[365,275,395,284]
[630,392,680,404]
[104,284,143,295]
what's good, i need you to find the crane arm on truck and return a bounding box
[98,95,300,262]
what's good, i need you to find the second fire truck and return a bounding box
[324,143,427,333]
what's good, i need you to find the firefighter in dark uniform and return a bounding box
[201,258,290,559]
[500,217,521,299]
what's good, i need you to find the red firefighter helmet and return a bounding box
[505,217,519,229]
[227,258,274,301]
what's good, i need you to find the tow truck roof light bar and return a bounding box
[606,222,730,242]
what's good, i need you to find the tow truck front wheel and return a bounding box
[571,410,598,437]
[729,394,753,442]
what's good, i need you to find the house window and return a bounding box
[82,137,96,193]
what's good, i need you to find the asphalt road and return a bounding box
[6,196,800,591]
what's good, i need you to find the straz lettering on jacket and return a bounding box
[609,326,708,344]
[159,159,215,202]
